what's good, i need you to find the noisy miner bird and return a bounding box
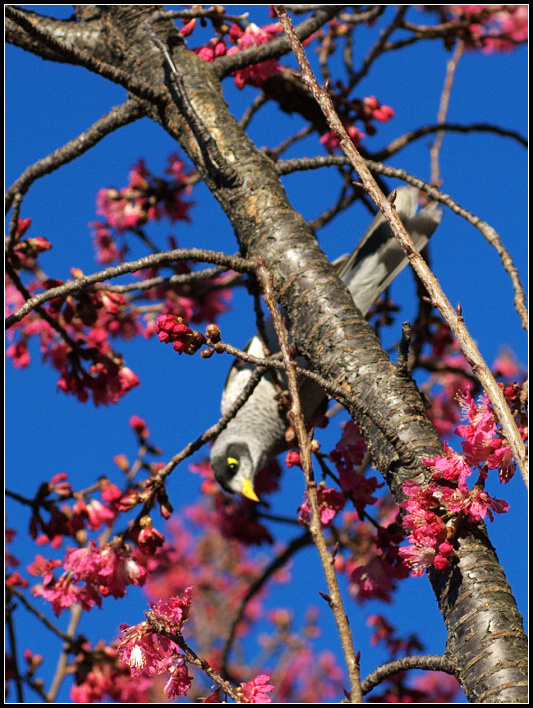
[210,187,442,501]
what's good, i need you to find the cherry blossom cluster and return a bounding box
[280,421,408,604]
[6,158,232,405]
[445,5,528,52]
[185,13,284,89]
[118,590,194,699]
[6,260,142,405]
[7,216,52,271]
[399,384,525,576]
[155,313,207,354]
[95,156,194,242]
[320,94,395,153]
[20,465,154,617]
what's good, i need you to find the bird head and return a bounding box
[210,438,262,502]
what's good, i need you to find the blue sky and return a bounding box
[6,6,527,703]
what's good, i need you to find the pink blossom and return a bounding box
[285,450,301,468]
[130,414,149,439]
[33,570,102,615]
[6,338,31,368]
[96,188,146,232]
[448,5,528,52]
[456,391,498,465]
[87,499,118,529]
[150,588,193,629]
[64,540,147,599]
[492,348,526,380]
[118,591,195,698]
[96,158,194,234]
[194,37,227,62]
[363,95,395,122]
[320,125,365,153]
[398,541,437,577]
[440,484,510,523]
[226,22,283,89]
[298,486,345,527]
[239,674,274,703]
[16,216,32,237]
[350,555,398,600]
[164,661,193,698]
[119,621,175,678]
[156,314,206,355]
[424,441,473,490]
[136,523,165,555]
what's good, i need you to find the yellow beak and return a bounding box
[241,478,260,502]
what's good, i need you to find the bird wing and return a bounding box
[335,187,442,314]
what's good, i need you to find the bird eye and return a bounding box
[226,456,239,473]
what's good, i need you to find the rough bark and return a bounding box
[6,5,527,702]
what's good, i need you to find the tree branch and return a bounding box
[5,250,254,329]
[361,653,456,695]
[256,259,363,702]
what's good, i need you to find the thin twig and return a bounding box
[256,250,363,702]
[373,122,527,161]
[346,5,407,89]
[361,654,456,695]
[430,40,464,186]
[239,91,268,130]
[47,606,83,702]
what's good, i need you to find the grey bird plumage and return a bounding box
[210,187,442,500]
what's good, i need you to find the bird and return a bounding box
[210,187,442,501]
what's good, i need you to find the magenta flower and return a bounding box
[239,674,274,703]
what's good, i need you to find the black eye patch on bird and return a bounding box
[226,457,239,473]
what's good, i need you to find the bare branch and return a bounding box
[256,255,363,702]
[361,654,456,696]
[430,41,465,186]
[6,250,254,329]
[372,122,528,161]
